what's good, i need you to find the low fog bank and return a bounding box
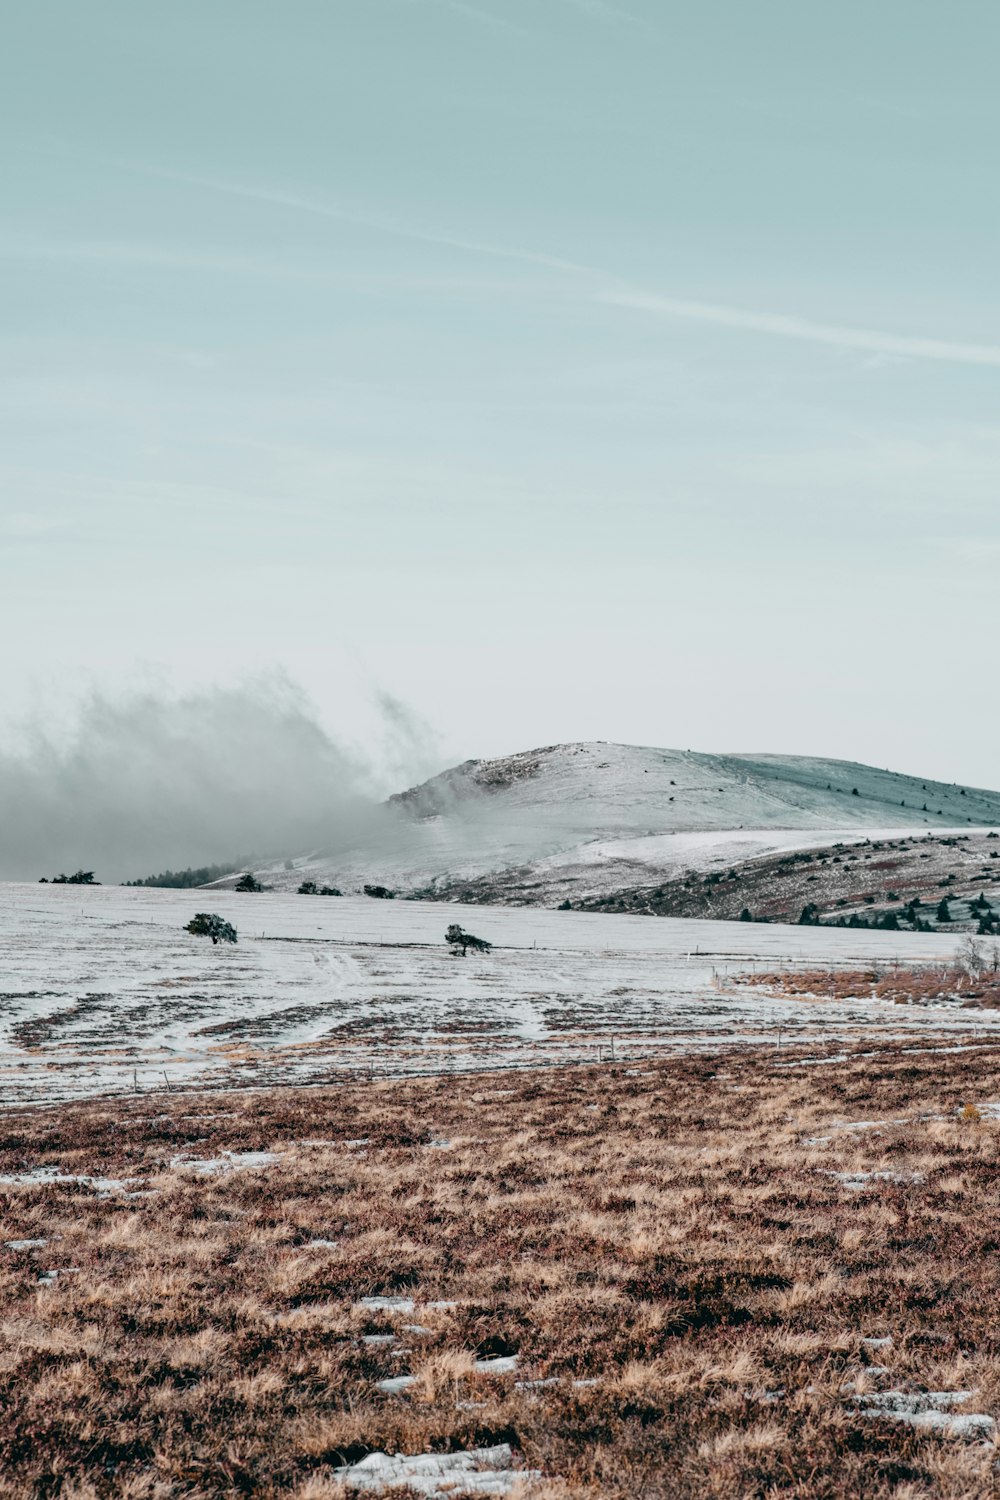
[0,676,437,883]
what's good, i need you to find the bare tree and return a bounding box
[958,935,987,980]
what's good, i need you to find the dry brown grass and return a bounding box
[744,964,1000,1009]
[3,1041,1000,1496]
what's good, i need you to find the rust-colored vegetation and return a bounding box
[3,1042,1000,1497]
[745,955,1000,1009]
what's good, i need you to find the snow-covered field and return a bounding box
[2,882,997,1107]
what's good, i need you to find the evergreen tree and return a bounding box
[185,913,237,945]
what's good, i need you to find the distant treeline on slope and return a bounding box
[122,861,244,889]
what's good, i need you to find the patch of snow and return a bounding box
[361,1334,396,1348]
[854,1390,995,1437]
[4,1238,47,1250]
[304,1238,339,1249]
[866,1390,974,1410]
[37,1266,79,1285]
[333,1444,537,1495]
[376,1374,416,1394]
[823,1170,924,1190]
[0,1167,135,1195]
[863,1336,893,1349]
[777,1055,849,1069]
[170,1150,280,1175]
[358,1296,415,1314]
[474,1355,518,1374]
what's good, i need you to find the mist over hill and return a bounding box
[246,741,1000,911]
[0,679,389,883]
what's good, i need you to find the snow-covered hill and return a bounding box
[391,741,1000,834]
[249,742,1000,904]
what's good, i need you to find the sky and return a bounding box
[2,0,1000,795]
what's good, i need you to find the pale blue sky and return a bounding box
[2,1,999,785]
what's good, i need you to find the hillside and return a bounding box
[249,742,1000,916]
[390,741,1000,834]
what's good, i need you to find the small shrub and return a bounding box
[298,881,319,895]
[235,873,264,893]
[364,884,395,899]
[446,923,492,956]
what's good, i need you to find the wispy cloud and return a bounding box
[142,166,598,279]
[556,0,641,22]
[603,288,1000,369]
[0,231,536,301]
[414,0,637,30]
[413,0,529,35]
[0,234,281,279]
[130,162,1000,372]
[414,0,640,34]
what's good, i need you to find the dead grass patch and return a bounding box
[2,1044,1000,1494]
